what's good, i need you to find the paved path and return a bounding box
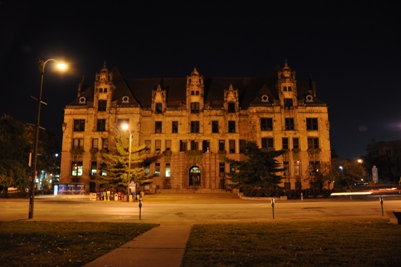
[83,225,191,267]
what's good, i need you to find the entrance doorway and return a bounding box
[189,166,201,186]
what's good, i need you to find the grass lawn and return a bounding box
[182,219,401,267]
[1,219,400,267]
[0,221,158,267]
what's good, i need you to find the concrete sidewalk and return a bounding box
[83,225,191,267]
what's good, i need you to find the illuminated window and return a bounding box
[71,161,83,176]
[165,163,171,178]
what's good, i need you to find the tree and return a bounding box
[95,128,150,193]
[332,159,365,191]
[0,115,31,195]
[226,141,284,191]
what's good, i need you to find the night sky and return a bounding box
[1,1,400,160]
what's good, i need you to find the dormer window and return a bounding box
[261,95,269,102]
[284,98,293,109]
[190,102,200,113]
[79,96,86,104]
[155,103,163,114]
[122,96,129,103]
[306,95,314,102]
[98,100,107,111]
[228,102,235,113]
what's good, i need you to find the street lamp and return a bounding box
[121,123,132,201]
[29,59,66,219]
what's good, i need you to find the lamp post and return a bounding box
[29,59,66,219]
[122,123,132,201]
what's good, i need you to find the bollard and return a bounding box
[139,197,143,220]
[271,198,275,219]
[379,195,384,216]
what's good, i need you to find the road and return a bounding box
[1,193,401,225]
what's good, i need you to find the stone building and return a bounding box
[59,61,331,193]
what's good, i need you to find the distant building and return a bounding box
[366,139,401,180]
[59,61,331,193]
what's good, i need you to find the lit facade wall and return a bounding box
[59,62,331,193]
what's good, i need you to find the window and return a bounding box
[155,103,162,113]
[155,121,162,133]
[165,140,171,151]
[145,140,151,153]
[229,163,236,173]
[202,140,210,153]
[73,119,85,132]
[212,121,219,133]
[307,137,319,149]
[190,140,199,150]
[218,140,225,151]
[144,162,150,176]
[190,102,200,113]
[309,161,320,175]
[294,160,300,176]
[282,138,289,150]
[219,162,225,177]
[155,140,161,154]
[228,102,235,113]
[155,163,160,177]
[172,121,178,133]
[71,161,83,176]
[92,138,98,149]
[239,139,246,153]
[102,138,109,150]
[284,98,293,109]
[180,140,187,152]
[229,140,236,153]
[295,181,302,190]
[191,121,200,133]
[228,121,236,133]
[96,119,106,131]
[306,118,318,130]
[284,182,291,190]
[293,138,299,149]
[90,161,97,177]
[261,138,274,149]
[283,161,289,176]
[283,86,292,92]
[260,118,273,131]
[72,138,84,149]
[98,100,107,111]
[285,118,295,130]
[165,163,171,178]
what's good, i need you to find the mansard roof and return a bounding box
[66,66,326,109]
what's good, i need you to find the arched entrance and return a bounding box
[189,166,201,187]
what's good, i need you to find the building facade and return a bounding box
[59,61,331,193]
